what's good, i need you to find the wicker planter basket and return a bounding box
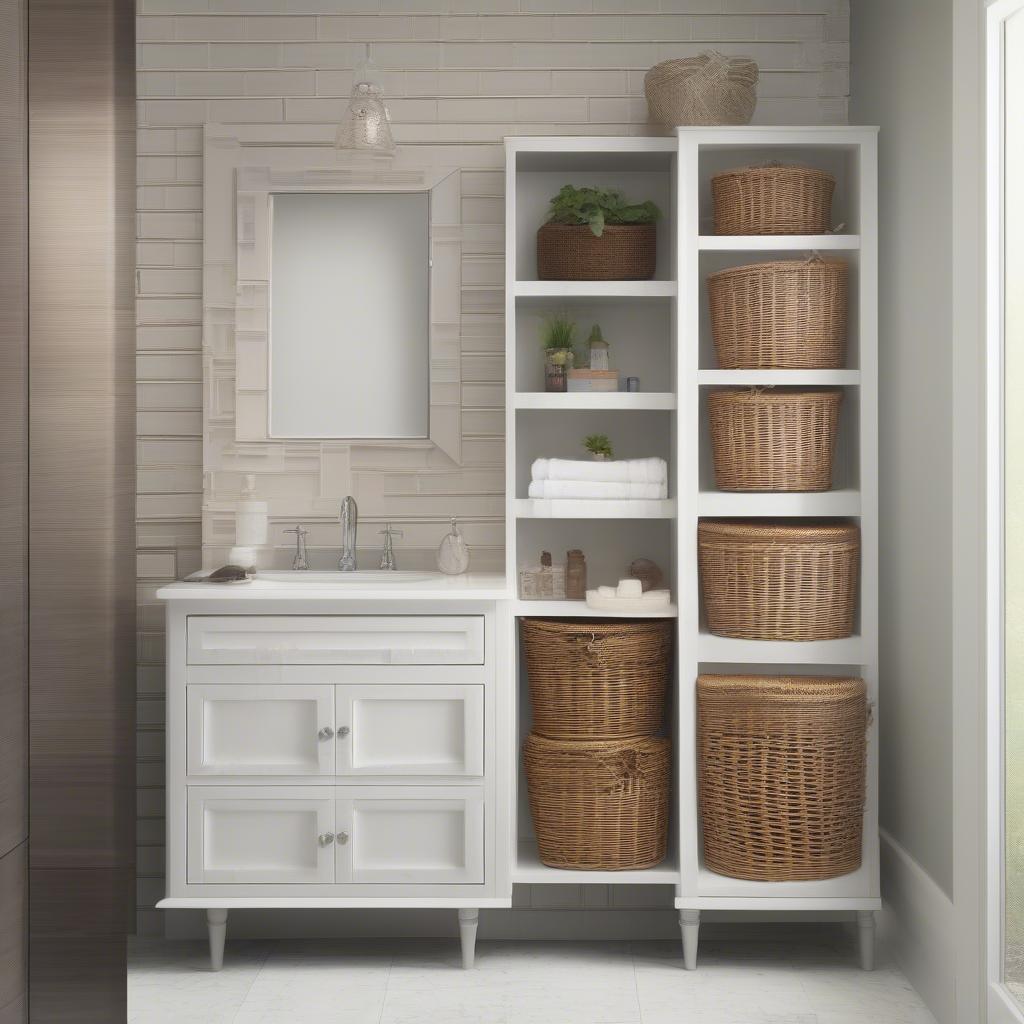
[536,223,656,281]
[707,388,843,492]
[698,520,859,641]
[644,52,759,128]
[708,259,848,369]
[698,674,867,881]
[523,733,670,871]
[712,165,835,235]
[520,618,672,740]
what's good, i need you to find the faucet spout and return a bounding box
[339,496,358,571]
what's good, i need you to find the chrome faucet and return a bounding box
[339,496,358,571]
[378,523,403,571]
[283,525,309,571]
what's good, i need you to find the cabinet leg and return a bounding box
[207,909,228,972]
[458,908,479,969]
[680,909,700,971]
[857,910,875,972]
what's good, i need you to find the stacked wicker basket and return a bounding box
[520,618,672,871]
[696,165,868,882]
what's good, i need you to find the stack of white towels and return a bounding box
[528,457,668,501]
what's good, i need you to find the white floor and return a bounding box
[128,933,937,1024]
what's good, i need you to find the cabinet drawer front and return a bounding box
[336,684,483,777]
[336,787,484,885]
[187,616,485,666]
[187,787,334,884]
[187,684,334,776]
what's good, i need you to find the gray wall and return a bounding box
[850,0,954,897]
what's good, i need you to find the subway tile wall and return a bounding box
[135,0,850,936]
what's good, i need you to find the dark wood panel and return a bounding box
[0,844,27,1024]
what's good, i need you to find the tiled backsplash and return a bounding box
[135,0,851,935]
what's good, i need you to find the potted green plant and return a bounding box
[537,186,661,281]
[542,313,577,392]
[583,433,614,461]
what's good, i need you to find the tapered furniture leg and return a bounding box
[857,910,875,971]
[207,909,228,971]
[458,908,479,969]
[680,909,700,971]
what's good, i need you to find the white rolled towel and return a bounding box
[532,457,667,485]
[527,479,668,500]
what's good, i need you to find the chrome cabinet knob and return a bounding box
[336,831,349,845]
[318,726,335,741]
[318,832,334,847]
[337,726,350,738]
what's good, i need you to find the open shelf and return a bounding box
[697,489,860,517]
[515,840,680,885]
[511,599,678,618]
[514,280,677,299]
[515,498,677,519]
[698,234,860,251]
[514,392,677,411]
[697,370,860,386]
[697,631,865,665]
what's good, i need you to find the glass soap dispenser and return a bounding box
[436,517,471,575]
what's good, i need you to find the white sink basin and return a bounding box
[257,570,437,585]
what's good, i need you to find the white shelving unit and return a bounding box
[504,136,681,892]
[675,126,880,970]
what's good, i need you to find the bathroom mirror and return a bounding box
[270,192,429,439]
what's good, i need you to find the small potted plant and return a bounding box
[583,433,614,461]
[542,313,576,392]
[537,185,661,281]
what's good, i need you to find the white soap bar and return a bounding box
[598,585,617,598]
[616,578,643,598]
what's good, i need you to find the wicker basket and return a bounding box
[712,165,835,235]
[708,259,848,369]
[698,674,867,881]
[536,223,656,281]
[644,52,758,127]
[520,618,672,740]
[707,388,843,492]
[524,733,671,871]
[698,520,859,641]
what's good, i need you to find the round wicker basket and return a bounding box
[707,259,848,369]
[536,223,656,281]
[707,388,843,492]
[698,520,859,641]
[644,52,758,127]
[712,164,835,235]
[523,733,671,871]
[519,618,672,740]
[698,673,867,881]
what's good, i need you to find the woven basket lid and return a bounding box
[697,520,859,545]
[707,258,847,284]
[707,387,843,404]
[711,163,835,186]
[697,673,865,701]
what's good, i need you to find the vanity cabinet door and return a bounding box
[335,787,484,884]
[187,787,335,884]
[186,684,335,776]
[335,684,484,777]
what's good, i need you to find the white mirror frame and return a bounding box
[204,126,463,465]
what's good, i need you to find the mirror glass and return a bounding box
[269,191,430,438]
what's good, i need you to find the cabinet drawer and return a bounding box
[187,684,335,776]
[187,615,485,666]
[187,787,334,884]
[337,684,483,777]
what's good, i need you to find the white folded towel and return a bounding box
[527,479,668,500]
[532,457,667,485]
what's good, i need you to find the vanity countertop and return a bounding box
[156,571,509,603]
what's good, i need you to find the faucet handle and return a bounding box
[379,523,404,539]
[283,524,309,571]
[283,525,308,538]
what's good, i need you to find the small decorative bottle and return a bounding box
[436,517,471,575]
[565,549,587,600]
[228,474,267,570]
[587,324,610,371]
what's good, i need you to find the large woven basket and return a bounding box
[698,674,867,881]
[536,223,656,281]
[524,733,670,871]
[707,388,843,492]
[698,520,859,641]
[644,52,758,127]
[520,618,672,740]
[708,259,848,369]
[712,165,835,235]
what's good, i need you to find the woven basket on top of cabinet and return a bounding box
[519,618,672,740]
[707,388,843,492]
[707,259,848,369]
[523,733,671,871]
[697,674,868,881]
[711,164,835,235]
[698,520,859,641]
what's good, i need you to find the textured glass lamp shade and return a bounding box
[336,81,395,153]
